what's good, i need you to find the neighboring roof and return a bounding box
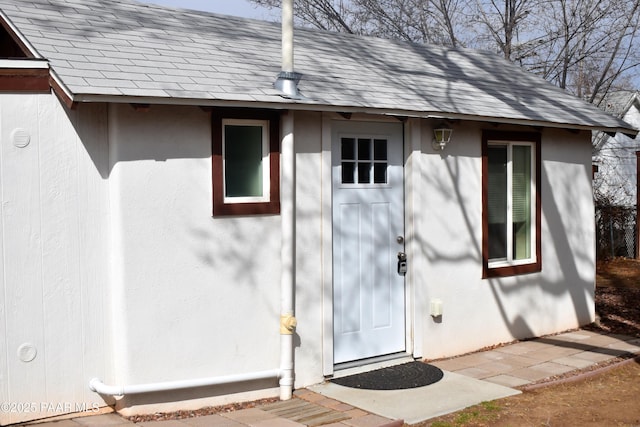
[593,91,640,151]
[597,90,640,119]
[0,0,636,135]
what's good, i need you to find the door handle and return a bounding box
[397,252,407,276]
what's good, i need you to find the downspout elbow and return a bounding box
[89,378,125,397]
[279,313,296,400]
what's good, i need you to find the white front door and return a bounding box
[332,121,406,364]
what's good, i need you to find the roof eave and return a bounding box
[71,93,638,137]
[49,70,76,109]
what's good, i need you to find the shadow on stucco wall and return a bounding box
[417,127,594,351]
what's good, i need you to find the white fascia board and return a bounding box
[0,58,48,69]
[49,69,75,104]
[71,93,638,137]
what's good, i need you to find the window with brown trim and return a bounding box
[212,109,280,216]
[482,131,541,278]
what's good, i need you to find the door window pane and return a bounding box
[341,137,388,184]
[342,162,355,183]
[342,138,355,160]
[374,139,387,160]
[374,163,387,183]
[358,162,372,183]
[358,138,371,160]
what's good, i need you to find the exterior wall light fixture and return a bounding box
[432,126,453,150]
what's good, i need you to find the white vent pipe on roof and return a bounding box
[274,0,302,98]
[282,0,294,73]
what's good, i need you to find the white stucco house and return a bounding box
[0,0,637,424]
[593,91,640,207]
[592,91,640,258]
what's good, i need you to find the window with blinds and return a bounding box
[482,131,540,278]
[487,143,532,263]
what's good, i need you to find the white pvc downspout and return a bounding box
[278,0,297,401]
[89,369,281,397]
[279,111,296,400]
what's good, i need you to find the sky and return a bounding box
[136,0,277,20]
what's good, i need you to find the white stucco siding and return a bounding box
[290,111,324,388]
[0,94,110,425]
[108,104,281,384]
[419,123,595,360]
[419,121,488,359]
[539,129,596,329]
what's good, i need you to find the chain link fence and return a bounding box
[596,206,637,259]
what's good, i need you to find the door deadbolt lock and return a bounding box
[397,252,407,276]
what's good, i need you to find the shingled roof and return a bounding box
[0,0,636,135]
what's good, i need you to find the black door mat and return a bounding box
[331,361,444,390]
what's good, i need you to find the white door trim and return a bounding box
[321,112,334,376]
[404,118,423,359]
[321,114,416,375]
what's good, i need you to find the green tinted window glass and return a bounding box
[488,145,507,260]
[224,125,263,198]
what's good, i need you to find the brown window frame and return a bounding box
[482,130,542,278]
[212,109,280,216]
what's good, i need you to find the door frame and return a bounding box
[320,113,423,376]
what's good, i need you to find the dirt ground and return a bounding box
[419,257,640,427]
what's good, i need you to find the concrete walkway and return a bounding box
[20,330,640,427]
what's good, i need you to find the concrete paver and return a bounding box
[341,414,399,427]
[20,330,640,427]
[571,349,619,362]
[483,374,531,388]
[34,422,84,427]
[524,346,584,361]
[220,409,277,425]
[552,355,596,369]
[252,418,305,427]
[135,421,184,427]
[180,415,244,427]
[73,414,134,426]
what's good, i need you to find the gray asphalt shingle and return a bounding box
[0,0,636,133]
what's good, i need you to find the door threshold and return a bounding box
[330,353,414,379]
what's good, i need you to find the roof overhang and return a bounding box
[68,92,639,138]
